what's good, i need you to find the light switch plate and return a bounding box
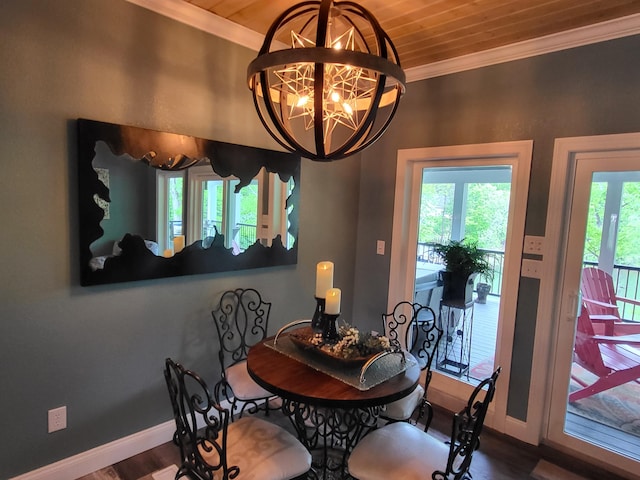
[523,235,544,255]
[521,259,543,279]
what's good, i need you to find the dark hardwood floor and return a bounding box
[78,405,630,480]
[77,441,181,480]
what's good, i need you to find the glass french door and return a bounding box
[416,166,511,385]
[547,150,640,477]
[389,141,532,436]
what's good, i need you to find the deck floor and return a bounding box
[459,293,640,463]
[566,411,640,461]
[431,293,499,382]
[468,294,499,376]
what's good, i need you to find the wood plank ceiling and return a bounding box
[181,0,640,69]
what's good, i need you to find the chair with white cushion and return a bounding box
[348,367,501,480]
[381,301,443,429]
[164,358,311,480]
[211,288,276,418]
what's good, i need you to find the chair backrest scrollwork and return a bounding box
[164,358,236,480]
[432,367,501,480]
[383,301,443,371]
[211,288,272,370]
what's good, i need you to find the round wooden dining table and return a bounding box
[247,333,421,479]
[247,337,421,408]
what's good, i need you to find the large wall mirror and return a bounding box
[77,119,300,286]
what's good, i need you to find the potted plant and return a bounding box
[475,282,491,304]
[434,239,493,304]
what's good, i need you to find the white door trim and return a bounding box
[541,132,640,479]
[389,140,533,441]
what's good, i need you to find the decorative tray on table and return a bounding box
[270,320,411,390]
[288,326,382,367]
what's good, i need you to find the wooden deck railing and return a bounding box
[171,220,258,251]
[202,221,258,250]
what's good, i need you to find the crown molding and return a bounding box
[405,13,640,82]
[125,0,266,51]
[126,1,640,83]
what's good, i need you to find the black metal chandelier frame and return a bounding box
[247,0,406,161]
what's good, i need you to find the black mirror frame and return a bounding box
[77,119,300,286]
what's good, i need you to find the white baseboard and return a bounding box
[9,421,176,480]
[505,414,540,445]
[10,399,237,480]
[429,388,466,414]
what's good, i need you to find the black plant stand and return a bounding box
[436,299,473,378]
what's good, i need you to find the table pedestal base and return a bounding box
[282,399,379,479]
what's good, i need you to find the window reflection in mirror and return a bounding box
[155,165,293,257]
[78,118,299,286]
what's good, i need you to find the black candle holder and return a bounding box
[321,313,340,341]
[311,296,326,332]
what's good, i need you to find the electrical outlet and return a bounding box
[48,406,67,433]
[376,240,385,255]
[523,235,544,255]
[521,259,543,279]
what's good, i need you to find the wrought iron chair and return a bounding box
[581,267,640,335]
[570,304,640,402]
[164,358,311,480]
[211,288,276,418]
[348,367,501,480]
[380,301,443,430]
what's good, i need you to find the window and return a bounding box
[156,165,291,256]
[156,170,185,255]
[187,166,260,253]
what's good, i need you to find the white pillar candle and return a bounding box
[173,235,185,253]
[325,288,341,314]
[315,261,334,298]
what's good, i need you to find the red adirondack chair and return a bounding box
[580,267,640,335]
[570,304,640,402]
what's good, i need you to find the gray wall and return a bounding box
[3,0,640,476]
[353,34,640,418]
[0,1,360,477]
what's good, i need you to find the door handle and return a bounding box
[567,291,580,320]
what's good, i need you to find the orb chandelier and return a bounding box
[247,0,406,161]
